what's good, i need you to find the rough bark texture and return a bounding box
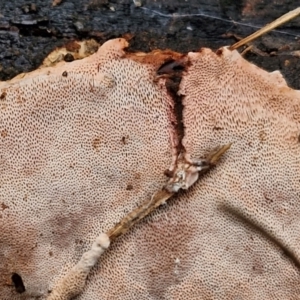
[0,0,300,87]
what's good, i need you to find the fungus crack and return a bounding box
[11,273,25,294]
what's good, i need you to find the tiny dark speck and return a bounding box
[64,53,74,62]
[213,126,223,131]
[126,184,133,190]
[62,71,68,77]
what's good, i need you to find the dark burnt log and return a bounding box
[0,0,299,88]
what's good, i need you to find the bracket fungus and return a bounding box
[1,8,300,300]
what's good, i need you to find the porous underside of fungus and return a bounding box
[0,38,300,299]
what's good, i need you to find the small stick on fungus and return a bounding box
[230,7,300,51]
[107,143,231,241]
[47,144,231,300]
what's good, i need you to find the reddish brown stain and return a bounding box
[1,203,9,211]
[126,184,133,190]
[164,169,174,178]
[0,91,7,100]
[16,95,25,104]
[216,48,223,56]
[126,49,185,70]
[1,129,7,138]
[92,137,101,151]
[65,41,81,52]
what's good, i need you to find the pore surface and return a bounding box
[176,47,300,299]
[0,38,177,299]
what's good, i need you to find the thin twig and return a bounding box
[107,143,231,241]
[230,7,300,51]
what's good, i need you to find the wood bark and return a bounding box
[0,0,299,87]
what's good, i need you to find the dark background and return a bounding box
[0,0,300,88]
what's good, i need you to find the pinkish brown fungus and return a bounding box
[1,34,300,300]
